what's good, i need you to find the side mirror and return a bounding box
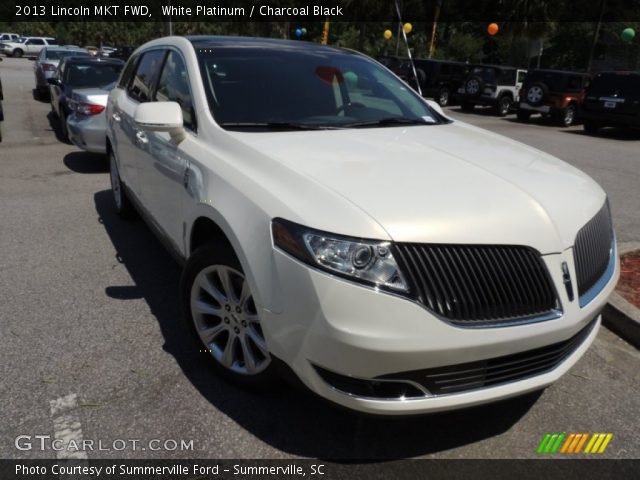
[134,101,185,141]
[425,99,448,118]
[47,78,60,86]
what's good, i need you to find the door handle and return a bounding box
[135,130,148,145]
[111,112,121,123]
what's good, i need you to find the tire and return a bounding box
[464,75,484,98]
[181,242,277,388]
[437,88,450,107]
[496,95,512,116]
[583,120,601,136]
[109,150,135,218]
[516,109,531,122]
[525,82,548,107]
[557,105,576,127]
[460,101,475,112]
[60,108,69,141]
[13,49,23,58]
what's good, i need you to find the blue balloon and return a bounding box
[295,28,302,38]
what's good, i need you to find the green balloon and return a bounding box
[622,28,635,43]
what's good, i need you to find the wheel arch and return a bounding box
[185,205,284,314]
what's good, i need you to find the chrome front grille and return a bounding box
[573,201,614,301]
[392,243,559,326]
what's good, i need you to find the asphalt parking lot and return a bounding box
[1,56,639,460]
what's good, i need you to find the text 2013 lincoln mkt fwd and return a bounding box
[106,36,618,415]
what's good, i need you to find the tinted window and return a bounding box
[588,74,640,96]
[118,54,139,89]
[155,50,196,131]
[26,39,45,45]
[64,63,124,88]
[47,39,58,45]
[128,50,165,102]
[197,47,442,129]
[471,67,496,83]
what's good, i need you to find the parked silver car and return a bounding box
[67,82,115,154]
[33,47,90,97]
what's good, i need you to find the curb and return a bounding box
[603,241,640,349]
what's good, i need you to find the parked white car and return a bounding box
[106,36,618,415]
[2,37,57,57]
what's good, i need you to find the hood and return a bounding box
[227,122,605,254]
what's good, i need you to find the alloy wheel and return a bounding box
[190,265,270,375]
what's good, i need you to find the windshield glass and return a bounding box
[196,46,443,130]
[64,63,124,89]
[588,73,639,96]
[46,50,90,60]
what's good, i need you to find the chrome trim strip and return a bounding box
[311,364,431,401]
[579,239,616,308]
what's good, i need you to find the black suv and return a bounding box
[396,59,470,106]
[376,55,406,71]
[581,71,640,135]
[458,64,527,116]
[518,69,590,127]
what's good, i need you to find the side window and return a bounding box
[27,39,45,46]
[155,50,196,131]
[128,50,165,103]
[118,54,139,89]
[517,71,527,83]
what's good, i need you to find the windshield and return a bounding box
[196,46,443,130]
[46,50,90,60]
[588,73,639,96]
[64,63,124,89]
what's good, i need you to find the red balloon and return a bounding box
[488,23,499,36]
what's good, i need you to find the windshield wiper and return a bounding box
[219,122,344,131]
[343,117,434,128]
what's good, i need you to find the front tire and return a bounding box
[181,243,276,388]
[496,96,512,116]
[437,88,450,107]
[556,105,576,127]
[109,150,134,218]
[60,108,69,141]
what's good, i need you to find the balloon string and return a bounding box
[394,0,422,96]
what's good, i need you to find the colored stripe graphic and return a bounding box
[538,433,613,454]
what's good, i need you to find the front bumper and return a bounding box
[67,113,107,154]
[264,246,619,415]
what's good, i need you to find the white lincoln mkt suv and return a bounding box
[106,36,619,415]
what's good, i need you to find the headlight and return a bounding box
[272,218,408,292]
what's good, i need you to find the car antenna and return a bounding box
[394,0,422,96]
